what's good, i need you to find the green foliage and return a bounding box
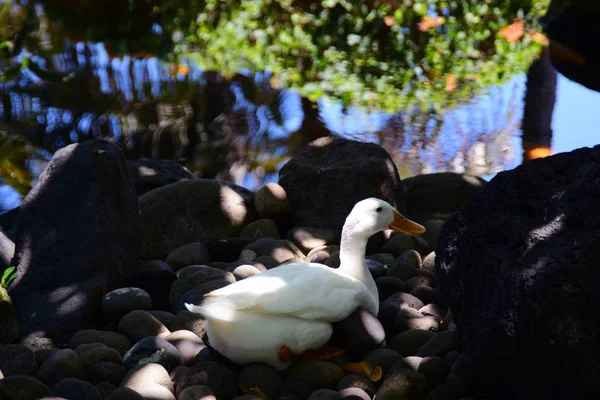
[175,0,549,113]
[1,266,17,289]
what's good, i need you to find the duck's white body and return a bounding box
[186,198,424,370]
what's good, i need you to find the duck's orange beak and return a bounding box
[389,209,426,234]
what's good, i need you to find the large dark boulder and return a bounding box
[127,159,196,196]
[436,146,600,399]
[9,140,142,342]
[139,179,257,260]
[279,137,407,231]
[402,172,486,223]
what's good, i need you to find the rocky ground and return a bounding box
[0,137,487,400]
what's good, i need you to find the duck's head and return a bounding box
[346,198,426,238]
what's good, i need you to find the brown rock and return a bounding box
[118,310,170,343]
[101,287,153,322]
[179,385,217,400]
[307,389,341,400]
[0,376,51,400]
[176,361,238,398]
[69,330,131,355]
[170,311,206,338]
[287,360,345,390]
[336,374,375,397]
[288,227,338,253]
[254,183,292,221]
[165,330,206,366]
[122,363,175,399]
[395,309,440,332]
[389,330,436,357]
[75,343,122,371]
[166,242,211,271]
[375,368,428,400]
[38,348,84,388]
[239,364,282,400]
[231,264,261,280]
[240,219,281,239]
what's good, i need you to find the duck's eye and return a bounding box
[376,207,382,213]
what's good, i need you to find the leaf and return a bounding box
[1,266,17,289]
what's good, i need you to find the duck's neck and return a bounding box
[339,225,377,294]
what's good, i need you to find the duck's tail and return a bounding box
[185,302,237,322]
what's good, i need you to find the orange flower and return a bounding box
[528,29,548,44]
[418,15,445,32]
[499,19,524,43]
[445,73,457,92]
[384,15,395,27]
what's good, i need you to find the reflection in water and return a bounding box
[0,0,566,212]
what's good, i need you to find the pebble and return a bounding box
[410,285,436,307]
[68,330,132,355]
[421,252,436,274]
[395,308,440,332]
[129,261,177,311]
[123,336,181,371]
[306,245,339,263]
[105,387,145,400]
[278,378,316,399]
[389,330,436,357]
[366,253,396,267]
[239,363,282,400]
[95,381,117,398]
[118,310,170,342]
[419,303,444,320]
[0,344,36,376]
[397,249,423,268]
[288,227,338,253]
[75,343,122,371]
[35,349,56,368]
[375,368,428,400]
[389,261,421,281]
[416,331,457,358]
[21,336,54,353]
[146,310,176,329]
[287,360,345,390]
[405,276,433,292]
[339,387,371,400]
[239,218,281,239]
[38,348,84,388]
[176,361,238,398]
[122,363,175,400]
[177,279,232,313]
[179,385,217,400]
[239,249,258,262]
[336,374,375,396]
[243,238,302,263]
[170,311,207,339]
[402,356,423,371]
[375,276,406,301]
[254,183,292,220]
[52,378,101,400]
[307,389,342,400]
[166,242,211,271]
[232,264,261,280]
[165,330,206,366]
[325,251,341,268]
[330,308,385,359]
[365,259,387,279]
[176,265,208,280]
[0,376,51,400]
[381,233,419,257]
[421,220,445,251]
[252,255,278,270]
[361,348,403,377]
[417,356,449,386]
[88,361,126,385]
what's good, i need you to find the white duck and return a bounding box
[186,197,425,371]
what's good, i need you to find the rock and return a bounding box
[420,220,444,252]
[375,368,427,400]
[122,336,181,371]
[8,140,142,342]
[95,381,117,399]
[287,360,345,390]
[176,265,206,280]
[69,330,131,355]
[389,330,436,357]
[410,286,436,306]
[240,219,281,239]
[176,361,238,398]
[421,252,435,275]
[205,237,257,263]
[127,158,195,196]
[169,267,235,311]
[101,288,153,322]
[75,343,122,371]
[35,349,57,368]
[366,253,396,267]
[381,234,420,258]
[0,376,52,400]
[239,249,257,262]
[389,261,420,281]
[339,387,370,400]
[306,246,339,264]
[254,183,292,221]
[445,351,461,367]
[375,277,406,301]
[170,311,206,338]
[278,378,316,399]
[118,310,170,343]
[337,375,376,397]
[405,276,433,293]
[0,228,14,269]
[417,331,457,358]
[307,389,341,400]
[88,361,126,386]
[239,364,282,400]
[105,387,145,400]
[176,280,231,313]
[288,227,338,253]
[324,251,340,268]
[53,378,101,400]
[140,179,257,260]
[279,137,407,230]
[126,261,177,311]
[395,309,439,333]
[21,336,54,352]
[419,304,443,321]
[436,148,600,398]
[231,264,260,280]
[169,365,188,387]
[165,330,206,366]
[362,348,403,377]
[378,293,425,338]
[417,357,449,386]
[0,344,36,376]
[38,348,84,388]
[365,259,387,279]
[401,356,423,372]
[121,363,175,400]
[243,238,302,263]
[146,310,176,329]
[402,172,485,223]
[166,242,211,271]
[0,287,19,344]
[179,385,217,400]
[329,308,385,359]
